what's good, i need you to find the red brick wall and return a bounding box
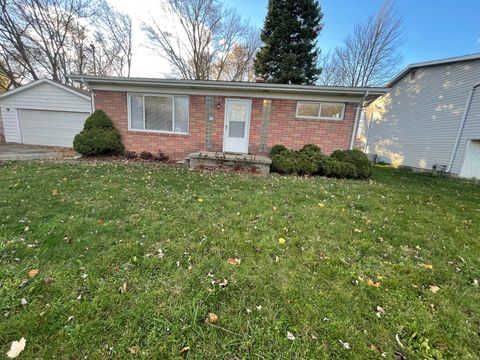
[94,90,357,160]
[268,100,357,154]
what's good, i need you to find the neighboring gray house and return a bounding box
[362,53,480,179]
[0,78,91,147]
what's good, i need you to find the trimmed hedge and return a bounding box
[270,144,288,157]
[330,149,372,178]
[73,110,124,156]
[270,144,371,179]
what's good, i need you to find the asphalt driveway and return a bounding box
[0,144,60,160]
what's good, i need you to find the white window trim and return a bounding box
[127,93,189,135]
[295,101,345,121]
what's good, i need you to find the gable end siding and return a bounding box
[366,59,480,172]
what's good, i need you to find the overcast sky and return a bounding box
[109,0,480,78]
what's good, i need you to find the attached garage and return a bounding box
[0,78,91,147]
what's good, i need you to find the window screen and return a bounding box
[228,103,246,138]
[130,95,144,130]
[320,104,344,119]
[296,101,345,120]
[129,94,189,133]
[296,102,320,118]
[145,96,173,131]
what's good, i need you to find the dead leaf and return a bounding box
[218,279,228,288]
[6,337,26,359]
[429,285,440,293]
[369,343,382,354]
[129,345,140,354]
[375,306,386,317]
[97,219,105,225]
[119,282,128,293]
[278,237,286,244]
[51,189,59,196]
[28,269,39,278]
[422,263,433,269]
[339,340,351,349]
[179,346,190,356]
[43,276,54,285]
[367,279,381,288]
[227,258,241,265]
[353,228,362,233]
[205,312,219,324]
[287,331,296,341]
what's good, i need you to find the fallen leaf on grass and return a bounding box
[375,306,386,317]
[129,345,140,354]
[422,263,433,269]
[353,228,362,233]
[51,189,59,196]
[28,269,39,278]
[218,279,228,288]
[429,285,440,293]
[278,237,286,244]
[119,282,128,293]
[179,346,190,356]
[6,337,26,359]
[287,331,296,341]
[43,276,54,285]
[367,279,381,288]
[473,279,478,287]
[97,219,105,225]
[205,312,219,324]
[369,344,384,355]
[339,340,351,349]
[20,298,28,305]
[227,258,241,265]
[318,203,325,208]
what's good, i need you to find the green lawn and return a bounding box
[0,161,479,359]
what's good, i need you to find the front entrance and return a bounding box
[223,99,251,153]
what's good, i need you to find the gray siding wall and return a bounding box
[366,59,480,173]
[451,85,480,174]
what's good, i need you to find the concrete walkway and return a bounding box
[0,144,60,160]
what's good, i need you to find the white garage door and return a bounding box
[18,109,88,147]
[460,140,480,179]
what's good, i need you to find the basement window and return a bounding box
[296,101,345,120]
[128,94,189,134]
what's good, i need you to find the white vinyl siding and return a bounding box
[18,109,87,147]
[366,59,480,173]
[451,86,480,174]
[128,94,189,134]
[296,101,345,120]
[0,81,91,145]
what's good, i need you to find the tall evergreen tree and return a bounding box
[254,0,323,84]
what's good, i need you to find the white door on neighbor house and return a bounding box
[223,99,251,153]
[459,140,480,179]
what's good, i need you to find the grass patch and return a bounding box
[0,162,479,358]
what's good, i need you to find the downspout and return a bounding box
[349,91,369,150]
[80,77,94,114]
[447,82,480,172]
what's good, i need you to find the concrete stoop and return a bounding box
[187,152,272,175]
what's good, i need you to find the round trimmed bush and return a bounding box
[73,110,124,156]
[300,144,321,155]
[269,144,288,157]
[330,149,372,178]
[317,158,358,179]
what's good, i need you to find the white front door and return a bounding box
[223,99,251,153]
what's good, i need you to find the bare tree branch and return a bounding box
[318,0,405,87]
[142,0,260,81]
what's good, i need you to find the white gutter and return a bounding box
[79,77,95,113]
[447,82,480,172]
[349,91,369,150]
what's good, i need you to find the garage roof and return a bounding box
[0,78,90,101]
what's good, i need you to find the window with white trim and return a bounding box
[128,94,189,133]
[296,101,345,120]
